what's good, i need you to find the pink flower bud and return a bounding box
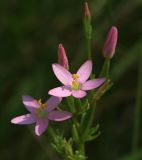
[58,44,69,70]
[84,2,91,21]
[103,26,118,59]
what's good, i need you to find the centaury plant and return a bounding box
[11,2,118,160]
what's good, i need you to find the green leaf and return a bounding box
[83,124,100,142]
[72,124,80,143]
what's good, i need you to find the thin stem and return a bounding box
[88,101,96,128]
[132,53,142,152]
[100,58,110,78]
[77,99,82,108]
[87,38,92,60]
[48,127,57,138]
[67,96,75,113]
[84,101,97,136]
[79,142,85,156]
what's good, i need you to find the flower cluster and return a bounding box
[11,3,118,136]
[11,44,107,136]
[10,3,119,160]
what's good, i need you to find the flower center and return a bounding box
[71,80,80,90]
[35,99,48,118]
[71,74,80,90]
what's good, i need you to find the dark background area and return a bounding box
[0,0,142,159]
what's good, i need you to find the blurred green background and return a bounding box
[0,0,142,159]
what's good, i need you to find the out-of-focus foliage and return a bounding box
[0,0,142,159]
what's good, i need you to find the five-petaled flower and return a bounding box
[48,60,106,98]
[11,95,72,136]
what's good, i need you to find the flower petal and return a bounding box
[11,114,36,124]
[52,64,72,85]
[81,78,106,90]
[48,111,72,121]
[22,95,39,113]
[48,86,72,97]
[72,90,87,98]
[35,119,48,136]
[46,96,62,112]
[77,60,92,83]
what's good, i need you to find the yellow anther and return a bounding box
[72,74,79,80]
[37,99,47,109]
[41,104,47,109]
[36,99,47,112]
[38,99,42,105]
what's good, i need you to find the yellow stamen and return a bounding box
[72,74,79,80]
[37,99,47,109]
[38,99,42,105]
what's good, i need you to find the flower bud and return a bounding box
[103,26,118,59]
[84,2,91,21]
[83,2,92,42]
[58,44,69,69]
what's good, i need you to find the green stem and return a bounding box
[84,101,97,137]
[132,53,142,153]
[83,18,92,60]
[79,142,85,156]
[87,38,92,60]
[48,127,57,138]
[67,96,75,113]
[100,58,110,78]
[88,101,96,129]
[77,99,82,108]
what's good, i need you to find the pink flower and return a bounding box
[103,26,118,59]
[48,60,106,99]
[58,44,69,70]
[11,95,72,136]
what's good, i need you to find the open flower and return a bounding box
[48,60,106,98]
[11,95,72,136]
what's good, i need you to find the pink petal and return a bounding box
[48,111,72,121]
[48,86,72,97]
[11,114,36,124]
[35,119,48,136]
[46,96,62,112]
[22,95,39,113]
[77,60,92,83]
[72,90,87,98]
[52,64,72,85]
[81,78,106,90]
